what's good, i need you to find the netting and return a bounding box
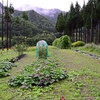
[36,40,49,59]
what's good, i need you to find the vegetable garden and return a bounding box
[0,43,100,99]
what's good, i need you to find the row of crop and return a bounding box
[0,59,17,77]
[8,59,68,88]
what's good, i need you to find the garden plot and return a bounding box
[0,46,100,100]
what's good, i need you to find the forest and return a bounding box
[0,0,99,50]
[56,0,100,43]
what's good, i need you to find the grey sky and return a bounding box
[0,0,89,11]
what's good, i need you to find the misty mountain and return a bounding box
[13,10,56,32]
[0,2,56,33]
[0,2,65,24]
[17,6,66,23]
[33,7,66,23]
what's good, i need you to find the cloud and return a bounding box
[0,0,88,11]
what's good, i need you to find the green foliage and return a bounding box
[15,16,20,24]
[74,43,100,55]
[84,43,97,49]
[13,43,28,56]
[26,33,55,46]
[22,11,28,20]
[52,35,71,49]
[84,43,100,53]
[0,8,55,38]
[52,38,59,47]
[56,12,65,32]
[56,0,100,40]
[72,41,85,47]
[8,59,67,88]
[59,35,71,49]
[13,10,55,33]
[0,60,16,77]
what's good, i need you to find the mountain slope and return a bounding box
[13,10,56,32]
[33,7,65,23]
[0,15,42,37]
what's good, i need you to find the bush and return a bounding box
[59,35,71,49]
[72,41,85,47]
[8,59,67,88]
[13,43,28,56]
[52,35,71,49]
[0,60,17,77]
[52,38,59,47]
[84,43,97,49]
[84,43,100,53]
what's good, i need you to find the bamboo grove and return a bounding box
[56,0,100,44]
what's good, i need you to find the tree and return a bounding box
[15,16,20,24]
[4,2,14,49]
[15,16,21,43]
[56,12,65,33]
[75,2,81,41]
[22,11,28,37]
[4,0,9,50]
[67,3,76,40]
[1,0,4,50]
[9,4,14,48]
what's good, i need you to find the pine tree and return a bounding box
[75,2,81,41]
[22,11,28,37]
[1,0,4,50]
[9,4,14,48]
[56,12,65,33]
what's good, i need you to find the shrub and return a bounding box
[72,41,85,47]
[84,43,100,53]
[0,60,17,77]
[52,38,59,46]
[84,43,97,49]
[59,35,71,49]
[52,35,71,49]
[13,43,28,56]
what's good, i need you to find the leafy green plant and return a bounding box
[76,43,100,54]
[8,59,68,88]
[59,35,71,49]
[38,47,47,59]
[0,60,17,77]
[72,41,85,47]
[52,35,71,49]
[52,38,59,47]
[13,43,28,56]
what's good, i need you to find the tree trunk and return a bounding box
[76,28,77,42]
[9,22,11,48]
[79,28,81,41]
[98,21,100,44]
[6,0,8,50]
[87,29,90,43]
[71,25,74,42]
[90,0,93,42]
[84,27,86,42]
[81,27,82,41]
[1,0,4,50]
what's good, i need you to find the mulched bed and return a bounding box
[9,54,26,63]
[73,49,100,60]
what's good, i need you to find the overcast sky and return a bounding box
[0,0,89,11]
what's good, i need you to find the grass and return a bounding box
[0,49,18,61]
[73,44,100,57]
[0,46,100,100]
